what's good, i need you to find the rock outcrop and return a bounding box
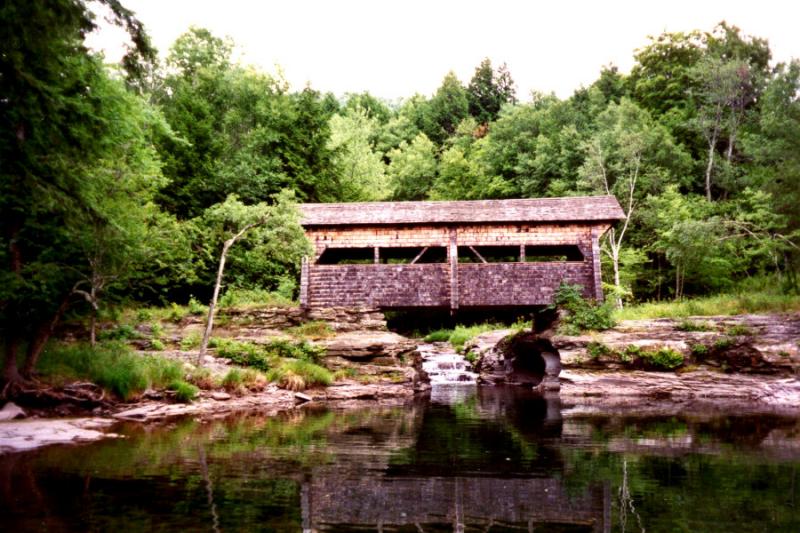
[550,313,800,374]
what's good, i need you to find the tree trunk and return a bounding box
[705,137,717,201]
[3,336,22,390]
[198,239,232,363]
[89,309,97,347]
[612,247,623,310]
[22,293,72,378]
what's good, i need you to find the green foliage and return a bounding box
[168,380,199,403]
[587,342,613,359]
[218,287,294,308]
[621,344,642,363]
[222,368,244,392]
[553,283,616,334]
[187,296,207,315]
[287,321,334,340]
[210,338,272,371]
[676,320,713,332]
[136,309,153,323]
[98,324,142,341]
[149,339,166,351]
[727,324,754,336]
[266,360,332,391]
[180,332,202,351]
[640,347,685,370]
[614,278,800,319]
[691,343,709,357]
[714,337,735,350]
[424,329,453,342]
[168,303,189,323]
[36,342,183,401]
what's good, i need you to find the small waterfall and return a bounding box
[419,342,479,384]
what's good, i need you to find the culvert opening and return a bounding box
[503,334,561,388]
[511,350,546,386]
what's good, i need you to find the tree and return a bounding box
[578,99,690,307]
[690,56,755,200]
[197,191,309,359]
[388,133,438,200]
[327,107,390,201]
[467,58,517,124]
[425,72,470,145]
[0,0,155,386]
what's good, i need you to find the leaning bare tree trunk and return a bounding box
[198,222,260,364]
[198,239,232,363]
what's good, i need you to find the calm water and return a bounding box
[1,386,799,532]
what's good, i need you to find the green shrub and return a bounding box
[676,320,713,332]
[267,360,332,391]
[222,368,244,392]
[98,324,142,341]
[424,329,453,342]
[263,339,325,363]
[167,303,188,323]
[188,367,217,389]
[288,321,334,339]
[640,348,684,370]
[169,380,199,403]
[210,338,272,371]
[727,324,754,336]
[553,283,615,334]
[587,342,613,359]
[187,296,207,316]
[36,342,184,401]
[149,339,165,351]
[621,344,641,363]
[691,343,709,357]
[180,332,201,351]
[218,287,294,309]
[714,336,734,350]
[449,324,499,351]
[150,322,164,339]
[135,309,152,323]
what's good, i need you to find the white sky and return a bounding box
[87,0,800,101]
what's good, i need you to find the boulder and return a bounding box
[0,402,26,421]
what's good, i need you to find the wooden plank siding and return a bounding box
[298,197,624,310]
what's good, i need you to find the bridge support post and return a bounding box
[591,228,603,302]
[300,256,309,308]
[449,228,459,312]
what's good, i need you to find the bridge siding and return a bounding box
[300,197,623,309]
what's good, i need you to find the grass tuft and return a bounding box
[267,360,332,391]
[37,342,184,401]
[168,380,199,403]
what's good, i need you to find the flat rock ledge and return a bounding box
[112,381,417,423]
[560,369,800,408]
[0,418,119,454]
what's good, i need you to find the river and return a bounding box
[1,385,798,532]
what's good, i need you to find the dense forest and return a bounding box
[2,1,799,382]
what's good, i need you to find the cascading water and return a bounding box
[419,342,479,384]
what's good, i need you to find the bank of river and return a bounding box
[2,385,799,532]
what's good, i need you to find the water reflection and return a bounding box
[0,387,799,532]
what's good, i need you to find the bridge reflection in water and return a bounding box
[301,387,610,533]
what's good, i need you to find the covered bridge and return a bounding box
[298,196,624,310]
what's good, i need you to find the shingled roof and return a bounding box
[300,196,625,226]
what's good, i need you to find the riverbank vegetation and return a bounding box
[2,0,799,390]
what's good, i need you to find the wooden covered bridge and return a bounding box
[298,196,624,310]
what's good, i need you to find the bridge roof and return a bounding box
[300,196,625,227]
